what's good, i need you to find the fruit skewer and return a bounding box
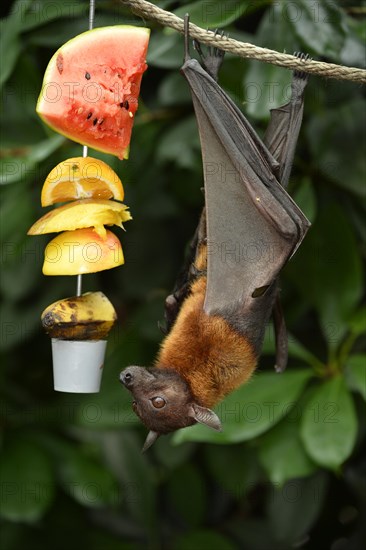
[77,0,95,297]
[27,0,149,392]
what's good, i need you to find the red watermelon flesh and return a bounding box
[37,26,150,159]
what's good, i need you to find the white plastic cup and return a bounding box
[51,339,107,393]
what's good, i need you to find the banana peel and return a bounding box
[42,291,117,340]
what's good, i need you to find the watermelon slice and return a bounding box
[37,26,150,159]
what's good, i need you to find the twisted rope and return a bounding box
[121,0,366,83]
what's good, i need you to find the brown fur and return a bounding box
[155,243,257,408]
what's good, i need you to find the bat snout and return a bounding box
[119,367,136,387]
[119,366,155,388]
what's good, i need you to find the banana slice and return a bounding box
[41,291,117,340]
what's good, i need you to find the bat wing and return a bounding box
[264,54,310,189]
[181,58,310,318]
[163,211,206,333]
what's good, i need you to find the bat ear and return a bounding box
[142,430,160,452]
[189,403,222,431]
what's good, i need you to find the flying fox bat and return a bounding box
[120,17,310,451]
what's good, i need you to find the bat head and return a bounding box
[119,366,222,451]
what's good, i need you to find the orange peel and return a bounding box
[41,157,124,206]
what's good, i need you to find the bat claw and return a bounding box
[293,51,312,80]
[274,363,287,373]
[192,27,227,80]
[189,18,226,78]
[193,38,203,56]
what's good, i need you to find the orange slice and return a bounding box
[41,157,124,206]
[43,228,124,275]
[27,199,131,239]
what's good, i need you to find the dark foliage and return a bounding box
[0,1,365,549]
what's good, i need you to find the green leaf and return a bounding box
[0,53,45,147]
[106,431,158,544]
[287,335,322,369]
[345,355,366,401]
[306,99,366,199]
[20,0,89,32]
[147,32,183,69]
[0,181,35,241]
[267,471,328,544]
[204,444,261,497]
[0,233,46,302]
[258,418,316,486]
[243,5,299,120]
[0,135,65,185]
[226,518,283,549]
[153,435,195,469]
[166,464,206,528]
[244,62,292,121]
[174,369,312,444]
[26,18,95,48]
[73,389,140,431]
[348,307,366,337]
[57,448,119,508]
[157,117,201,169]
[158,72,192,106]
[300,376,358,470]
[286,0,346,58]
[0,301,42,351]
[173,0,266,28]
[174,530,236,550]
[286,201,363,349]
[262,327,322,371]
[0,0,33,88]
[0,438,55,522]
[72,338,145,430]
[340,16,366,67]
[292,178,317,224]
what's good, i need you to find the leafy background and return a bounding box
[0,0,365,549]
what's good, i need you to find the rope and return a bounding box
[120,0,366,84]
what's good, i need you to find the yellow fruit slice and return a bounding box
[41,157,124,206]
[43,228,124,275]
[41,291,117,340]
[27,198,131,238]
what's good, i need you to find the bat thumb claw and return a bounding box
[274,363,287,373]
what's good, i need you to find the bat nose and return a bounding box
[119,369,133,387]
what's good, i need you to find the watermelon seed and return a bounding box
[119,101,129,109]
[85,72,91,80]
[86,112,93,120]
[99,119,104,125]
[93,118,98,126]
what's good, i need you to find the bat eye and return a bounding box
[151,397,166,409]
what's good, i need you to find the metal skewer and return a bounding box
[76,0,96,297]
